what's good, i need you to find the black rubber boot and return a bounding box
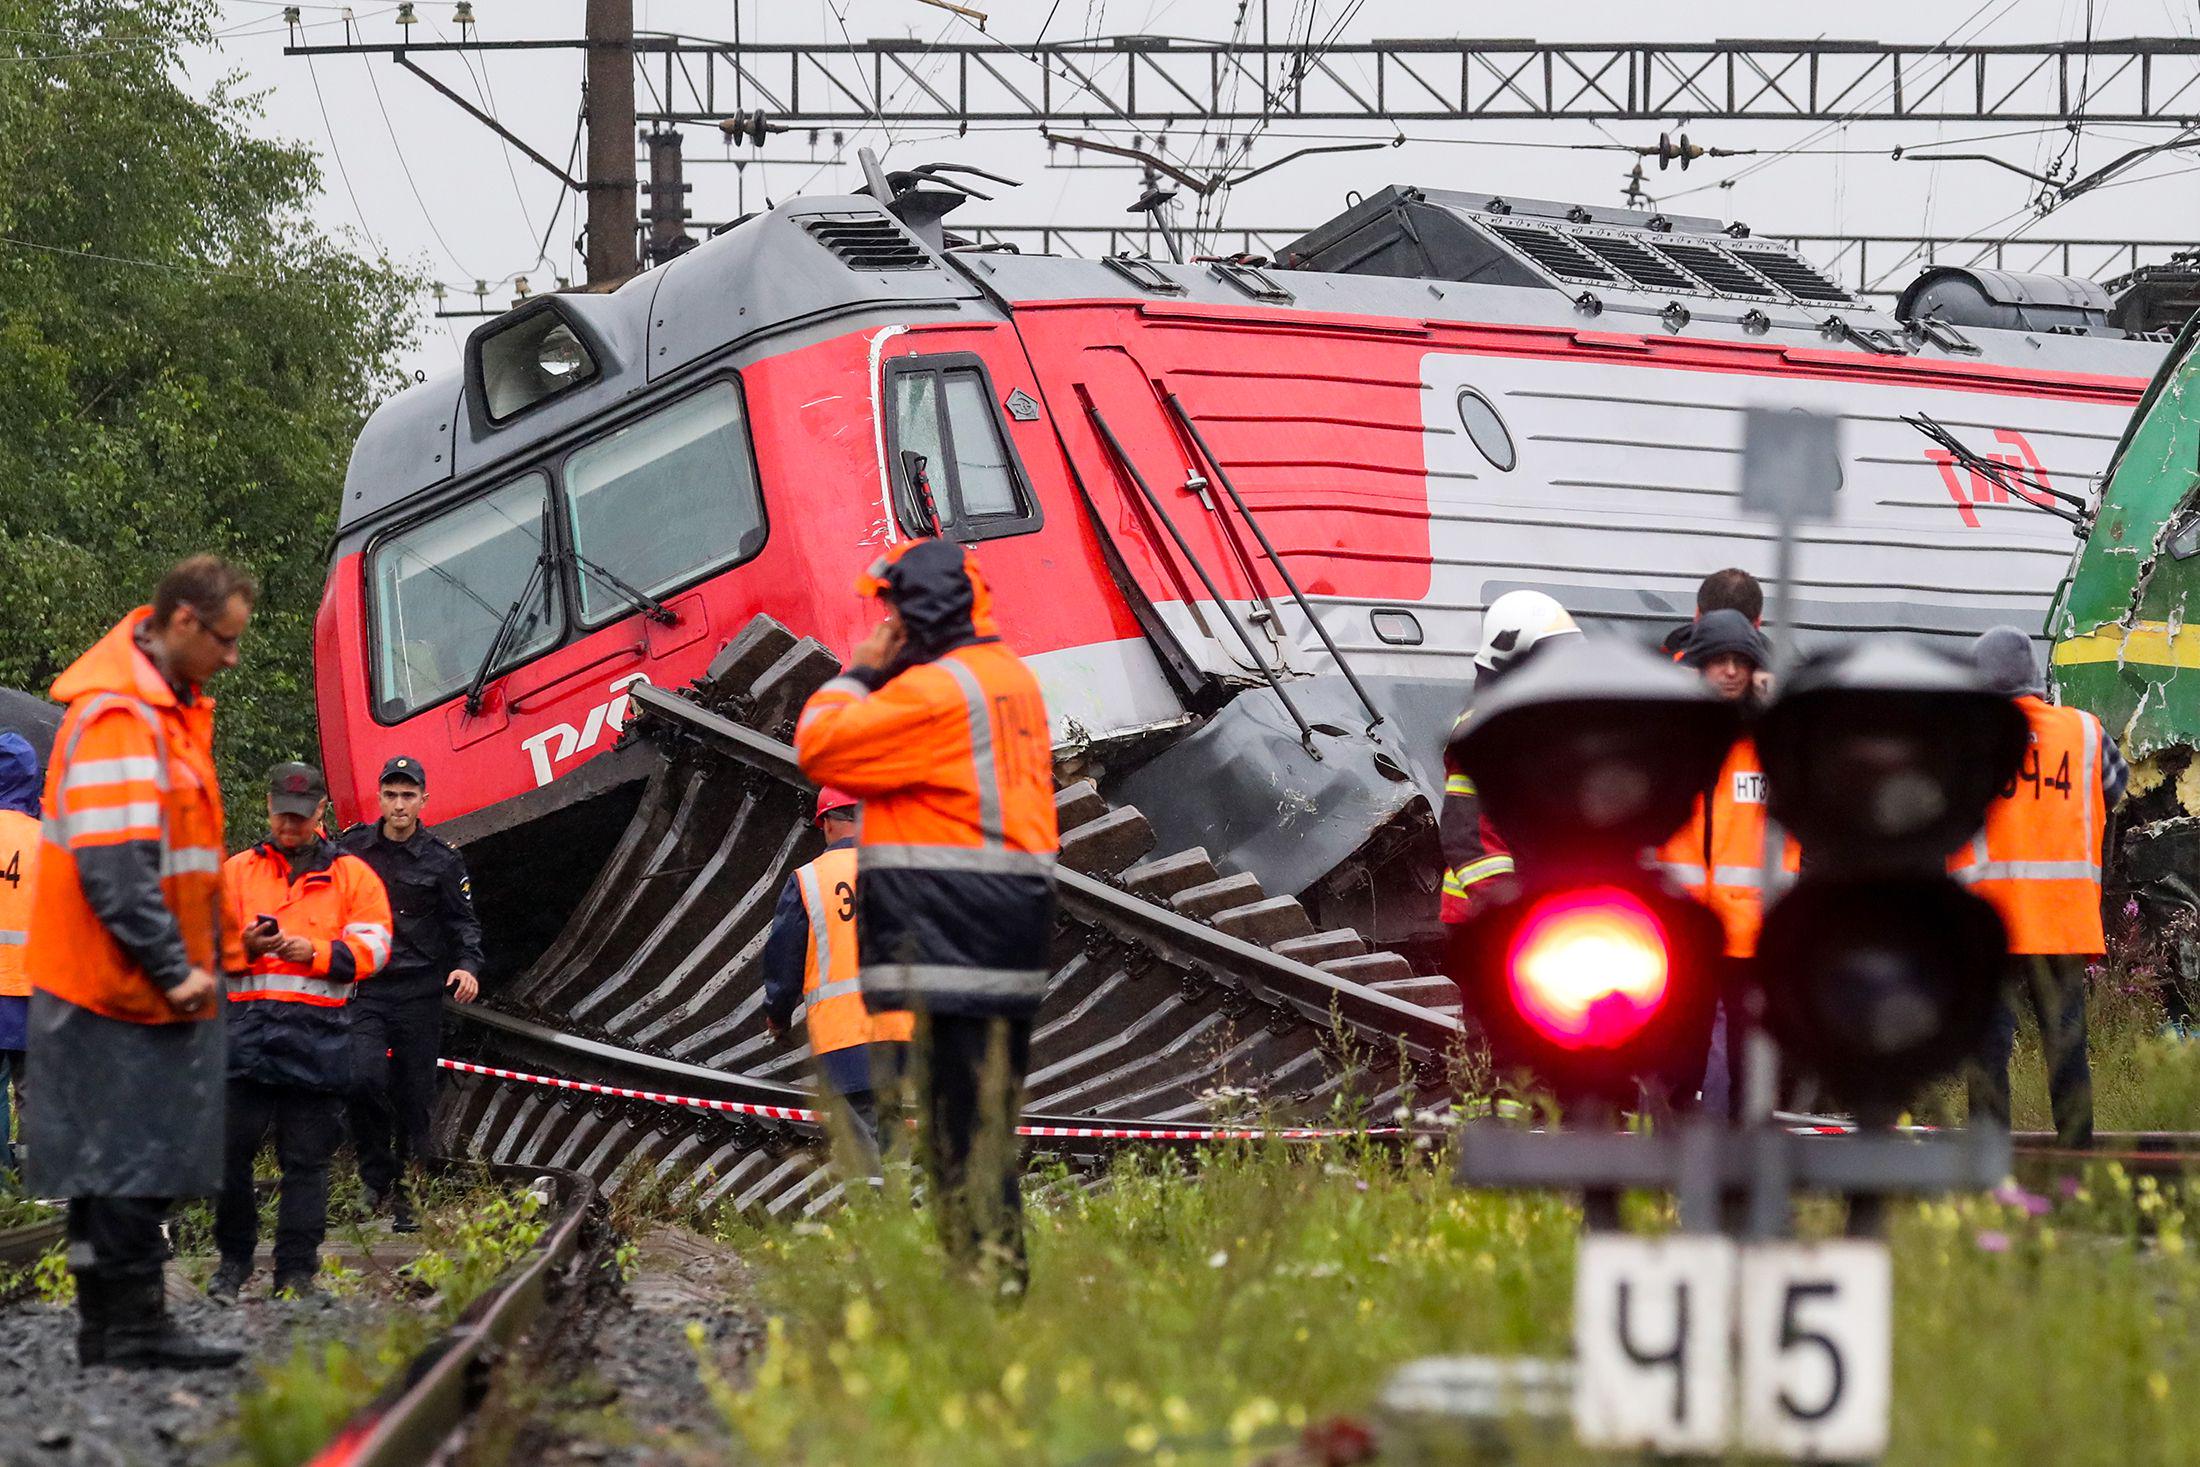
[72,1271,108,1368]
[205,1258,250,1303]
[102,1274,243,1371]
[391,1185,419,1235]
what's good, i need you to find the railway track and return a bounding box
[295,1164,597,1467]
[0,1215,65,1306]
[437,614,2200,1213]
[454,615,1465,1208]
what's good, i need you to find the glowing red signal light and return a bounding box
[1504,887,1672,1051]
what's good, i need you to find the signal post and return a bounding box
[1446,411,2027,1460]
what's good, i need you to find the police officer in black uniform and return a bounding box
[338,756,482,1231]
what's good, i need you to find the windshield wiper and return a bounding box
[463,540,554,717]
[568,548,678,625]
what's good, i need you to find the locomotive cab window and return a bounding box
[563,382,767,626]
[371,473,560,721]
[885,354,1040,541]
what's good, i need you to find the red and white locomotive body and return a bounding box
[315,186,2158,956]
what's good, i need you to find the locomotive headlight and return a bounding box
[473,303,601,423]
[535,323,589,379]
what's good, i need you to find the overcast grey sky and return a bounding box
[192,1,2200,377]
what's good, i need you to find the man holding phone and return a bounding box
[209,764,391,1300]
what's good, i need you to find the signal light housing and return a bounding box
[1447,637,1739,1106]
[1456,877,1725,1104]
[1506,888,1672,1051]
[1756,878,2008,1110]
[1749,638,2028,1113]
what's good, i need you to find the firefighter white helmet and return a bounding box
[1473,590,1582,672]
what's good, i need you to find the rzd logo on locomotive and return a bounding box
[519,672,651,787]
[1925,430,2056,529]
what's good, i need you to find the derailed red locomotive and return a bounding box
[313,170,2163,971]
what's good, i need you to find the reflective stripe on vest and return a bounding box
[1956,701,2107,954]
[858,962,1051,999]
[1655,740,1773,959]
[346,921,393,970]
[0,809,34,998]
[939,657,1006,847]
[858,843,1055,877]
[227,971,352,1004]
[798,850,908,1055]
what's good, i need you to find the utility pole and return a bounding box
[645,129,693,265]
[584,0,639,283]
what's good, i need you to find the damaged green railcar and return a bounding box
[2051,315,2200,906]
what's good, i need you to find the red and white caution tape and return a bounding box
[439,1057,1397,1143]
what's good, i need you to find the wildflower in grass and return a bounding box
[1976,1229,2012,1253]
[1124,1423,1161,1453]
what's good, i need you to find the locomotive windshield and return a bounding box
[563,383,765,624]
[366,380,768,721]
[372,473,558,720]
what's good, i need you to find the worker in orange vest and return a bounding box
[796,538,1057,1288]
[210,763,393,1300]
[1958,626,2125,1148]
[0,732,39,1182]
[24,555,255,1370]
[762,789,917,1177]
[1656,610,1781,1115]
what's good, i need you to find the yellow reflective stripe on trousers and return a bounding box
[1444,774,1476,796]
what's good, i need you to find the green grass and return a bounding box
[225,1176,549,1467]
[704,1144,2200,1467]
[1910,977,2200,1133]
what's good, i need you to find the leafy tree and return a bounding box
[0,0,417,840]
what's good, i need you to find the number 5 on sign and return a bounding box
[1573,1235,1736,1454]
[1739,1241,1892,1460]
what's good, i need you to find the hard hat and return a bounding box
[1473,590,1582,672]
[814,787,858,826]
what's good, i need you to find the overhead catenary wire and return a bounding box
[360,52,479,278]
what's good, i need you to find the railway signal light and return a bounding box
[1751,638,2028,1113]
[1447,637,1739,1105]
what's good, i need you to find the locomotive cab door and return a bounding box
[872,323,1190,745]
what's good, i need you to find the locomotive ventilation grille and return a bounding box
[798,212,935,271]
[1485,219,1850,306]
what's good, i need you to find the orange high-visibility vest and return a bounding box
[0,809,36,1000]
[794,844,914,1056]
[796,544,1059,1018]
[1655,738,1789,959]
[30,609,229,1025]
[222,842,393,1005]
[1953,695,2107,956]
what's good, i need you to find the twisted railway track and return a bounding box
[446,615,1464,1211]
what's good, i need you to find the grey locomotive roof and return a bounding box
[340,186,2163,536]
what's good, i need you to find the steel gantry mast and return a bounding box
[285,34,2200,127]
